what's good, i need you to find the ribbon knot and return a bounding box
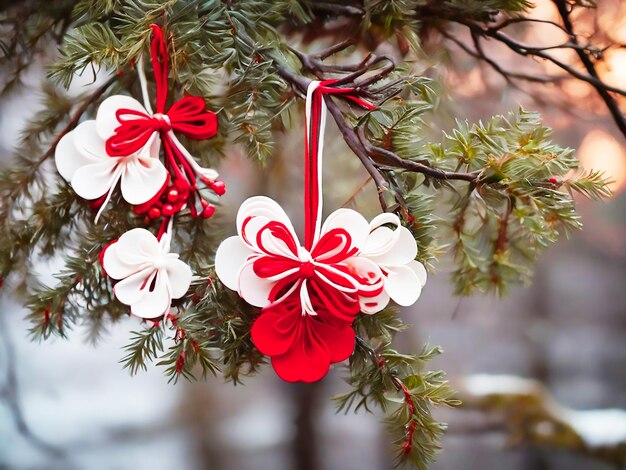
[299,261,316,278]
[151,113,171,132]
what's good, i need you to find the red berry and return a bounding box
[167,189,179,202]
[202,204,215,219]
[549,177,558,184]
[162,204,175,216]
[148,207,162,219]
[210,180,226,196]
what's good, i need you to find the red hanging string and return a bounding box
[303,80,374,251]
[105,25,218,181]
[149,24,169,114]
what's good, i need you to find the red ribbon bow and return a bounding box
[105,25,218,157]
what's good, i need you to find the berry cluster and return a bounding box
[133,177,225,221]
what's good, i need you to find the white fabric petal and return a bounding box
[119,154,168,205]
[71,160,121,200]
[165,257,193,299]
[318,208,370,253]
[72,120,109,162]
[102,243,142,280]
[102,229,160,279]
[239,214,300,259]
[96,95,148,140]
[384,264,423,307]
[55,130,97,182]
[139,131,162,159]
[343,256,385,291]
[360,289,390,315]
[215,236,255,290]
[236,196,298,243]
[238,260,275,308]
[409,260,428,286]
[129,270,172,319]
[367,225,418,267]
[113,267,155,306]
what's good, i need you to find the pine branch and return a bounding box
[335,332,459,469]
[121,325,165,376]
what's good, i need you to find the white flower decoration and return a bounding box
[101,228,192,319]
[55,111,167,221]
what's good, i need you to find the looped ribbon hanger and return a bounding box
[303,80,375,251]
[105,25,221,199]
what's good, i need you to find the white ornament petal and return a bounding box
[139,131,162,159]
[113,267,154,306]
[113,228,162,265]
[362,227,391,262]
[128,270,172,319]
[236,196,298,242]
[368,226,418,267]
[342,256,385,292]
[318,208,370,252]
[215,236,255,290]
[71,160,121,200]
[96,95,148,140]
[360,289,390,315]
[165,258,193,299]
[238,213,300,259]
[102,243,142,280]
[238,260,275,308]
[55,130,97,182]
[409,260,428,286]
[72,120,109,162]
[119,155,168,205]
[384,264,423,307]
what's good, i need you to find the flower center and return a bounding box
[299,261,316,279]
[297,247,316,278]
[153,255,167,270]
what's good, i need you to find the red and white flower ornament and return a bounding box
[55,24,224,222]
[215,81,427,382]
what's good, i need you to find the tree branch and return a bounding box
[552,0,626,139]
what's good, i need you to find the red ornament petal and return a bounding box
[270,320,331,383]
[314,318,355,363]
[251,306,300,357]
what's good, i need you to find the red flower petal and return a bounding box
[251,305,300,357]
[314,318,355,363]
[270,317,332,383]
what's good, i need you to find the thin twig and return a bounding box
[342,176,373,208]
[552,0,626,139]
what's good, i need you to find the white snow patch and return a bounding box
[565,409,626,448]
[461,374,540,396]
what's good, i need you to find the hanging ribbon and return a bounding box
[104,24,221,210]
[303,80,375,250]
[106,25,218,157]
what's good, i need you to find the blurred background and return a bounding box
[1,0,625,469]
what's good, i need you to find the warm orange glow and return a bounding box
[598,1,626,43]
[528,0,559,21]
[447,67,486,97]
[578,130,626,194]
[599,49,626,89]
